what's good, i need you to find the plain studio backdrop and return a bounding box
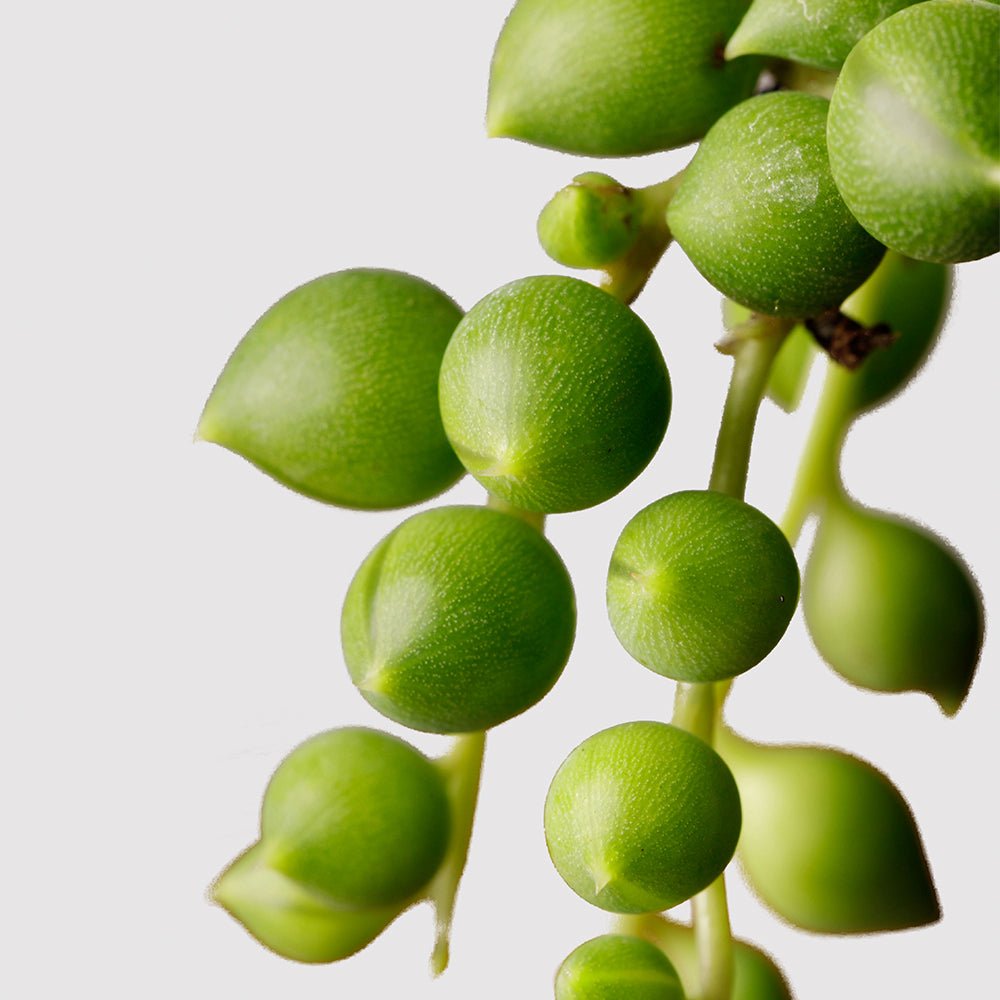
[3,2,996,997]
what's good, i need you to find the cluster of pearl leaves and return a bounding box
[186,3,998,1000]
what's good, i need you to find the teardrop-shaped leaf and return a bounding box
[212,842,402,964]
[717,728,940,934]
[199,269,463,509]
[488,0,761,156]
[804,500,983,715]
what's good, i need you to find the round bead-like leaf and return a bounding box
[804,500,983,715]
[342,506,576,733]
[607,491,799,683]
[439,276,671,513]
[717,728,940,933]
[727,0,920,71]
[668,92,885,317]
[212,842,402,964]
[555,934,686,1000]
[260,728,450,908]
[198,269,463,508]
[827,0,1000,263]
[544,721,741,914]
[487,0,761,157]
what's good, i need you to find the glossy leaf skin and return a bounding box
[212,842,403,964]
[487,0,761,157]
[439,276,671,513]
[198,269,464,509]
[717,728,940,934]
[260,728,450,908]
[544,722,741,914]
[828,0,1000,263]
[607,491,799,683]
[619,915,793,1000]
[803,501,983,715]
[668,93,885,317]
[727,0,919,70]
[838,251,951,416]
[342,506,576,733]
[555,935,686,1000]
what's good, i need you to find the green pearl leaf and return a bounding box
[342,506,576,733]
[260,728,450,908]
[544,722,741,914]
[439,275,671,513]
[608,491,799,683]
[212,842,402,964]
[717,728,940,934]
[803,500,983,715]
[828,0,1000,263]
[555,934,686,1000]
[727,0,919,71]
[198,269,463,509]
[487,0,761,156]
[668,92,885,317]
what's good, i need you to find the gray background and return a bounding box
[3,2,995,996]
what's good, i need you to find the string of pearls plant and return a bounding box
[198,2,996,997]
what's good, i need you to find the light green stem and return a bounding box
[673,680,716,745]
[692,878,734,1000]
[673,683,733,1000]
[778,361,853,544]
[428,729,486,975]
[602,170,685,304]
[710,318,793,497]
[673,316,788,1000]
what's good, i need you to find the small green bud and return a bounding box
[538,173,640,269]
[544,721,741,914]
[555,934,686,1000]
[198,269,463,509]
[839,251,952,416]
[726,0,919,71]
[607,491,799,683]
[827,0,1000,263]
[487,0,761,156]
[341,505,576,733]
[260,728,450,908]
[212,842,402,964]
[668,92,885,317]
[619,915,793,1000]
[717,728,940,934]
[803,500,983,715]
[439,275,671,513]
